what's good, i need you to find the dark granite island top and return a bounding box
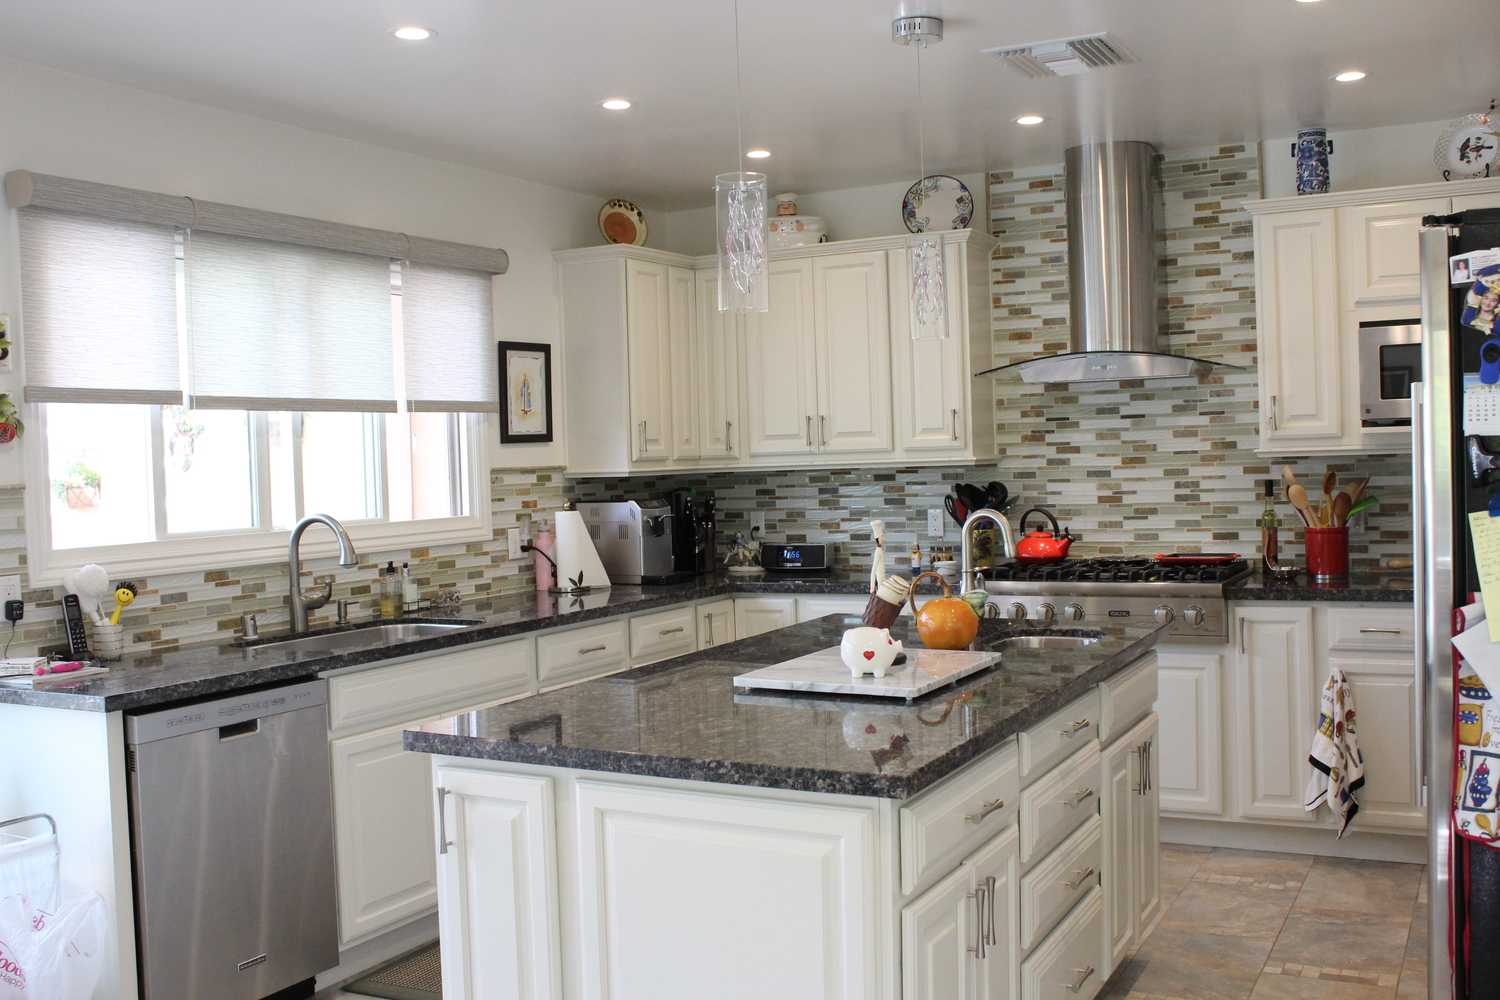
[1226,567,1414,604]
[404,616,1165,799]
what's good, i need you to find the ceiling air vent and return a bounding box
[983,33,1135,79]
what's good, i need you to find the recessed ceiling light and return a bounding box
[1333,69,1366,83]
[1015,114,1046,126]
[601,98,632,111]
[1294,0,1322,4]
[392,25,433,41]
[745,148,772,159]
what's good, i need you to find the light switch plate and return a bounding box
[506,528,522,560]
[750,511,766,533]
[927,509,944,538]
[0,576,18,604]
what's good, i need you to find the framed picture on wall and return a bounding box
[498,341,553,444]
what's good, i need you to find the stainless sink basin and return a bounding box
[997,634,1101,651]
[244,621,481,657]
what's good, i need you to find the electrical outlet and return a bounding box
[507,527,522,560]
[0,576,20,605]
[927,509,944,538]
[750,511,766,534]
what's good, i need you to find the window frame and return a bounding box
[24,404,493,587]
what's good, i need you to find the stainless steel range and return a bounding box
[980,557,1252,644]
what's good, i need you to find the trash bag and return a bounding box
[0,831,106,1000]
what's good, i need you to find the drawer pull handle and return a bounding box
[967,882,988,959]
[1062,787,1094,808]
[1058,719,1091,737]
[1358,627,1404,635]
[1064,966,1095,994]
[578,644,608,655]
[1062,866,1096,890]
[660,626,686,636]
[964,798,1007,824]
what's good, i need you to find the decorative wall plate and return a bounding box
[902,174,974,233]
[598,199,648,245]
[1435,112,1498,180]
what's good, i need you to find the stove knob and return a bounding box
[1183,606,1206,628]
[1152,605,1175,626]
[1005,602,1028,623]
[1061,603,1085,623]
[1035,603,1057,626]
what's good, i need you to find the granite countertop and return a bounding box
[1225,567,1414,604]
[402,616,1165,799]
[0,571,903,713]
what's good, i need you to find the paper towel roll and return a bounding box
[553,508,611,592]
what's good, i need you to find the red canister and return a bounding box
[1304,526,1349,582]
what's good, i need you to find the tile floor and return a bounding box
[1100,845,1429,1000]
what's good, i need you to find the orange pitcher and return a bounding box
[909,571,980,650]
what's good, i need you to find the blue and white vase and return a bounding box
[1293,127,1333,195]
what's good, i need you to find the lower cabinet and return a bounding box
[735,596,797,638]
[1102,714,1160,975]
[1325,653,1423,831]
[1154,646,1224,817]
[1231,605,1318,823]
[796,594,870,622]
[698,598,737,649]
[433,765,561,1000]
[903,826,1019,1000]
[1020,887,1106,1000]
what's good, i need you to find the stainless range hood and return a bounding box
[978,141,1244,384]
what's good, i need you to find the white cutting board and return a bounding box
[732,646,1002,701]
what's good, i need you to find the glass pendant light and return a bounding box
[716,0,768,313]
[897,16,948,341]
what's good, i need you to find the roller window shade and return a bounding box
[186,232,397,411]
[17,208,182,404]
[401,263,498,412]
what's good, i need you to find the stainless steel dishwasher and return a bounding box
[126,679,338,1000]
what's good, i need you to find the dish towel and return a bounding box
[1305,668,1365,837]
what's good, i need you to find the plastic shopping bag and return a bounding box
[0,889,107,1000]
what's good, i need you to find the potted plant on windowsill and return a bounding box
[0,393,21,444]
[53,461,102,510]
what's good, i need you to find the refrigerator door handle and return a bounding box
[1411,389,1426,810]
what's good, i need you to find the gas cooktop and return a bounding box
[983,557,1252,586]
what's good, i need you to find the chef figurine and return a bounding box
[869,519,886,594]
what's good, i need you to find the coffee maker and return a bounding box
[670,489,717,576]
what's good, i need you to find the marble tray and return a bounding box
[732,646,1002,702]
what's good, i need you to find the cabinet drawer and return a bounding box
[328,638,535,735]
[630,605,698,665]
[1019,690,1101,784]
[537,620,629,690]
[1020,815,1102,952]
[899,741,1020,896]
[1099,655,1157,745]
[1020,744,1101,866]
[1324,606,1416,652]
[795,595,868,623]
[1021,886,1105,1000]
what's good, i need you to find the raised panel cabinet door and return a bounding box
[697,598,737,649]
[813,251,893,453]
[1232,605,1318,823]
[624,258,673,462]
[795,595,868,622]
[1132,714,1162,940]
[434,766,561,1000]
[744,258,818,456]
[1338,199,1450,308]
[1154,648,1225,817]
[574,780,880,1000]
[902,863,977,1000]
[969,826,1020,1000]
[1100,732,1135,974]
[330,724,438,947]
[1325,654,1423,831]
[890,243,969,453]
[1254,210,1342,445]
[696,267,743,460]
[735,597,796,638]
[667,265,701,460]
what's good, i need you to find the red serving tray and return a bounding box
[1151,552,1243,565]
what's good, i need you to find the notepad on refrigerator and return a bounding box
[1468,511,1500,643]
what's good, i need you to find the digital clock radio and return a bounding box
[759,542,831,572]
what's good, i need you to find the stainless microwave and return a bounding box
[1358,320,1422,426]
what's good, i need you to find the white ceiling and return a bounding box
[2,0,1494,208]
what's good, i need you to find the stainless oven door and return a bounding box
[1359,321,1422,425]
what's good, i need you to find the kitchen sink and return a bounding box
[997,634,1101,651]
[243,620,482,658]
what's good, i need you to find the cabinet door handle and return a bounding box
[660,626,685,636]
[967,882,988,959]
[578,644,608,655]
[1062,786,1094,808]
[1058,718,1091,737]
[1063,966,1096,994]
[1145,738,1153,794]
[951,408,959,441]
[725,420,732,453]
[1238,617,1246,654]
[819,414,827,446]
[703,613,714,645]
[639,420,648,455]
[1359,627,1404,635]
[984,875,997,947]
[964,798,1007,824]
[436,787,454,855]
[806,415,813,446]
[1269,394,1278,432]
[1062,866,1097,890]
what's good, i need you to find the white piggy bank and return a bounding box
[840,626,905,679]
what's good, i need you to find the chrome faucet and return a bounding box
[960,508,1017,594]
[288,514,359,633]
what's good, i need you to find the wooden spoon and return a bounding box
[1347,478,1369,505]
[1288,483,1317,528]
[1281,465,1299,492]
[1332,492,1352,527]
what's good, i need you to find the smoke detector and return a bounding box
[982,32,1135,78]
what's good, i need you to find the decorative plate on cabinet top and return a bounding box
[1434,112,1498,180]
[902,174,974,233]
[598,199,648,245]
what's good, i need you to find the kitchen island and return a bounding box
[405,615,1166,1000]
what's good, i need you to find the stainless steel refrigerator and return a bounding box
[1417,206,1500,1000]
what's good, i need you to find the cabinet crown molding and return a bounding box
[1247,175,1500,215]
[553,227,996,266]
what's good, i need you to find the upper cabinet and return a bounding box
[1247,176,1500,456]
[557,230,995,477]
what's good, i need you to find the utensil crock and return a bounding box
[1304,526,1349,582]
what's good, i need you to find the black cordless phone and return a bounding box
[62,593,89,658]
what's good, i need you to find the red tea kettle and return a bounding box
[1015,508,1073,563]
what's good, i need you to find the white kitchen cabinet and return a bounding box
[1325,653,1423,831]
[1337,199,1449,308]
[1453,191,1500,213]
[697,598,737,649]
[624,258,674,462]
[628,604,698,665]
[434,766,561,1000]
[812,251,893,454]
[330,722,438,947]
[536,620,630,692]
[1231,605,1317,823]
[667,264,701,460]
[902,826,1019,1000]
[735,596,797,638]
[575,779,879,1000]
[1154,646,1225,818]
[745,257,820,457]
[796,594,869,622]
[1100,713,1159,978]
[695,267,742,460]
